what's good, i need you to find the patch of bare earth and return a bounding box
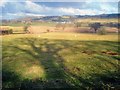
[29,26,56,34]
[101,51,118,56]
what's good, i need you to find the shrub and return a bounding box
[47,29,50,32]
[8,29,13,34]
[97,27,107,35]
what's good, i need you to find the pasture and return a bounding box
[77,18,118,23]
[1,22,57,27]
[2,32,120,89]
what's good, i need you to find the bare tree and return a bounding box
[23,22,31,33]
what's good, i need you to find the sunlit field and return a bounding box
[2,32,119,89]
[1,1,120,89]
[77,18,118,23]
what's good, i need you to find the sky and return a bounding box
[0,0,119,20]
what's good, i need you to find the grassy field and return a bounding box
[2,32,120,89]
[77,18,118,23]
[1,22,57,27]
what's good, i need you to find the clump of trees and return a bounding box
[105,22,120,29]
[89,23,108,35]
[89,23,102,33]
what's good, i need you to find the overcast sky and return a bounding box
[0,0,119,19]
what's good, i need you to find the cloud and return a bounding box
[0,0,8,7]
[25,1,44,13]
[0,0,119,19]
[24,1,118,15]
[25,1,52,14]
[57,8,102,15]
[99,3,118,13]
[28,0,119,2]
[58,8,76,14]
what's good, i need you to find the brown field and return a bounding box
[0,25,118,34]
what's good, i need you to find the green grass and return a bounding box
[2,33,120,89]
[2,22,25,27]
[2,22,57,27]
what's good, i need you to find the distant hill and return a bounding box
[1,13,120,23]
[75,13,120,19]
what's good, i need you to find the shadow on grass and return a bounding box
[12,32,25,34]
[2,38,120,89]
[2,69,21,88]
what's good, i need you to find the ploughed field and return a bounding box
[2,32,120,89]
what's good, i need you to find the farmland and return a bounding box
[1,17,119,34]
[2,32,120,89]
[1,1,120,89]
[1,15,120,89]
[77,18,118,23]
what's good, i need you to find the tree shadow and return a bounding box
[2,38,120,89]
[2,69,21,88]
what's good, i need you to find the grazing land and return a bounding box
[1,1,120,89]
[2,32,120,89]
[77,18,118,23]
[1,14,119,90]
